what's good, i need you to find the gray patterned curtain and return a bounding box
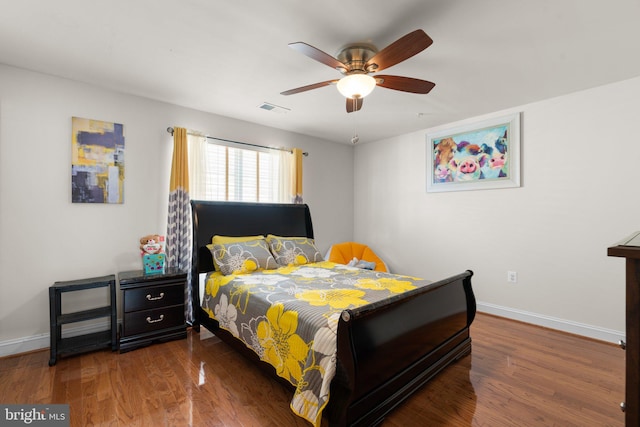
[166,127,193,322]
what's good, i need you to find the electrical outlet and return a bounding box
[507,271,518,283]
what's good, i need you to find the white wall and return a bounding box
[0,64,354,355]
[3,62,636,355]
[354,76,640,341]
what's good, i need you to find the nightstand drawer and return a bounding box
[123,283,184,312]
[123,304,185,336]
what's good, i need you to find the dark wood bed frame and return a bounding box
[190,200,476,427]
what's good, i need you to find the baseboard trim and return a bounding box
[0,305,626,357]
[0,332,49,358]
[0,320,115,358]
[477,301,625,344]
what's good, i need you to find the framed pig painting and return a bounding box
[426,112,521,193]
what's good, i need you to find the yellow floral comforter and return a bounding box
[202,261,429,426]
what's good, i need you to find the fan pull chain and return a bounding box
[351,99,359,144]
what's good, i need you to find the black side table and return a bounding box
[118,269,187,353]
[49,275,117,366]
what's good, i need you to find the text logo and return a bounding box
[1,405,69,426]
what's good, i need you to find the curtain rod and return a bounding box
[166,127,308,157]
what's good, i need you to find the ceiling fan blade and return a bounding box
[375,75,436,94]
[288,42,347,71]
[346,97,363,113]
[365,30,433,72]
[281,80,338,96]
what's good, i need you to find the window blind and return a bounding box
[189,135,283,203]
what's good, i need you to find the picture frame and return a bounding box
[426,112,521,193]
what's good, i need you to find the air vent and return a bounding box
[258,102,290,114]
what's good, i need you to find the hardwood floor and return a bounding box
[0,313,624,426]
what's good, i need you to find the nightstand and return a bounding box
[118,269,187,353]
[49,275,117,366]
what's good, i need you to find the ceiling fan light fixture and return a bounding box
[337,74,376,99]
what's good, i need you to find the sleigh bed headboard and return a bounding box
[189,201,315,327]
[190,200,314,275]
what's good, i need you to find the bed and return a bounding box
[190,200,476,427]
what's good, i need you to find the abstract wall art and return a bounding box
[71,117,124,203]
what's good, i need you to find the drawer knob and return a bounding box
[146,314,165,324]
[146,292,165,301]
[620,402,626,412]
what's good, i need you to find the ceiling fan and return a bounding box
[281,29,436,113]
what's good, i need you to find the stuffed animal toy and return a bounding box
[347,257,376,270]
[140,234,164,255]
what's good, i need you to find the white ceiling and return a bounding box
[1,0,640,144]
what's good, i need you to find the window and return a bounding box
[188,135,290,203]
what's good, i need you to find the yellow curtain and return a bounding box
[292,148,303,204]
[169,127,189,194]
[166,127,193,321]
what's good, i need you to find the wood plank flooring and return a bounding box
[0,313,625,426]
